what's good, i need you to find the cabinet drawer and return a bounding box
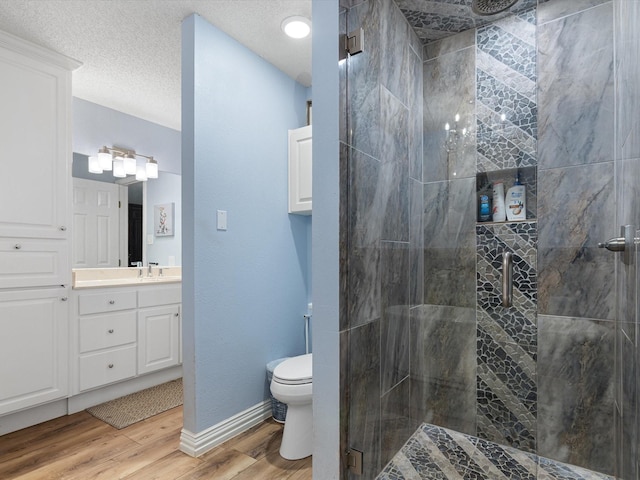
[79,311,136,353]
[138,285,181,308]
[0,239,68,288]
[78,290,137,315]
[79,345,137,392]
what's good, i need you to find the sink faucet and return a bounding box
[148,262,158,277]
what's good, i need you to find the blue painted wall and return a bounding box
[182,14,311,433]
[72,98,181,175]
[311,0,341,476]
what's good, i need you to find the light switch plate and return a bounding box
[217,210,228,231]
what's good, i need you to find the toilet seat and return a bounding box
[272,353,312,385]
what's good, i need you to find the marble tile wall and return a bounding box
[342,0,637,477]
[340,0,423,477]
[410,305,477,435]
[537,315,615,474]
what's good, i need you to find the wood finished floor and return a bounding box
[0,406,312,479]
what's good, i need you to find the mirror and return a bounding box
[71,153,181,268]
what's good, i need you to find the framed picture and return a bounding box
[154,203,174,237]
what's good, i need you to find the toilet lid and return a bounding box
[272,353,312,385]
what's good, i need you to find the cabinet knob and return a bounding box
[60,297,68,302]
[59,226,67,231]
[108,329,114,333]
[108,364,114,369]
[14,244,21,250]
[174,313,179,317]
[109,300,115,305]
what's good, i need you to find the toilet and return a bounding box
[270,353,313,460]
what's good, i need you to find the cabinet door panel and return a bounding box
[0,288,68,415]
[288,125,312,215]
[0,48,70,240]
[138,305,180,374]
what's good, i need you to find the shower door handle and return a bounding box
[598,237,626,252]
[502,252,513,308]
[599,225,636,265]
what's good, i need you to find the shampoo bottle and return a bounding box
[479,194,491,222]
[505,173,526,221]
[492,182,506,222]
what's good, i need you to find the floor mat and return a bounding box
[86,378,183,429]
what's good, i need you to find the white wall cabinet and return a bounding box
[0,31,79,419]
[0,288,69,415]
[73,284,181,394]
[288,125,312,215]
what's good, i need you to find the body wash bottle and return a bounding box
[505,173,526,221]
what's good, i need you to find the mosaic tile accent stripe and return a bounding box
[476,9,538,173]
[377,423,615,480]
[476,222,538,451]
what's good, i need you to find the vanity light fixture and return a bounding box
[281,16,311,39]
[146,157,158,179]
[87,155,102,174]
[87,145,159,181]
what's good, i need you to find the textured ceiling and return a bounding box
[394,0,539,43]
[0,0,311,131]
[0,0,544,132]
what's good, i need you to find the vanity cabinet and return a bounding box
[288,125,312,215]
[0,287,69,415]
[76,289,138,392]
[73,284,181,394]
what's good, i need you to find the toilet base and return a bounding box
[279,401,312,460]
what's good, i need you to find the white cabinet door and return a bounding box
[72,178,120,268]
[137,305,180,374]
[0,287,68,415]
[0,38,75,240]
[288,125,312,215]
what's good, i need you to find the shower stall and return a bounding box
[339,0,640,478]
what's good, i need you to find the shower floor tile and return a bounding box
[377,424,614,480]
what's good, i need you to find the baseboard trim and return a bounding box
[180,400,272,457]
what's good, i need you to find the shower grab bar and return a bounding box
[502,252,513,308]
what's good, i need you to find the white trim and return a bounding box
[179,400,272,457]
[0,29,82,70]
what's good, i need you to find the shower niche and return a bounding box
[476,166,537,223]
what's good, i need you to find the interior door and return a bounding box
[72,178,120,268]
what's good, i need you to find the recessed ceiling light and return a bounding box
[281,16,311,39]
